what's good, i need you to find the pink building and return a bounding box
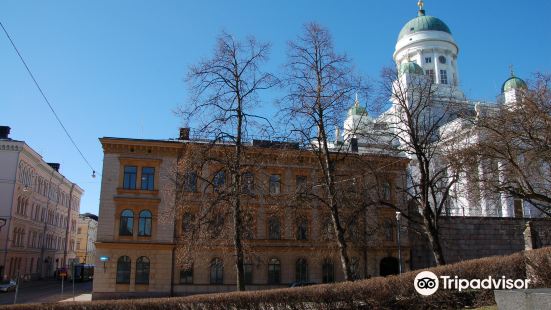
[0,126,83,280]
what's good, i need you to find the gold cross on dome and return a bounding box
[418,0,424,10]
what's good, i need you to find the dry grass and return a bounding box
[3,247,550,310]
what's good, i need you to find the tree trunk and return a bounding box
[422,207,446,265]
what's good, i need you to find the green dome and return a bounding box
[398,14,451,40]
[348,105,368,116]
[502,76,527,93]
[399,62,424,75]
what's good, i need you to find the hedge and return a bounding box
[4,246,551,310]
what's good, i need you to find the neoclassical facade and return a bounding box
[0,126,83,280]
[93,133,409,299]
[343,2,544,218]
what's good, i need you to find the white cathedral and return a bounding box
[334,1,544,218]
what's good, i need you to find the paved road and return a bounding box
[0,279,92,305]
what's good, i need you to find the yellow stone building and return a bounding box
[76,214,98,264]
[93,131,410,299]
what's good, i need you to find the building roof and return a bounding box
[399,61,424,75]
[501,76,527,93]
[398,11,451,41]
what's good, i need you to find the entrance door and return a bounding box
[379,257,400,276]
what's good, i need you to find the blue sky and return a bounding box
[1,0,550,215]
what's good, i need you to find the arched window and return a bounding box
[268,216,281,240]
[135,256,150,284]
[295,258,308,282]
[321,218,333,240]
[180,264,193,284]
[119,210,134,236]
[268,258,281,284]
[210,258,223,284]
[182,212,194,235]
[296,218,308,240]
[138,210,152,237]
[116,256,131,284]
[322,258,335,283]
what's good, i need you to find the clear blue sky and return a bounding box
[1,0,550,215]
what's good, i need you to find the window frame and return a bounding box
[322,259,335,283]
[119,209,134,236]
[295,258,309,282]
[268,258,281,284]
[210,258,224,284]
[140,167,155,191]
[123,166,137,190]
[269,174,281,195]
[180,265,193,284]
[138,210,152,237]
[268,216,281,240]
[116,256,131,284]
[439,69,448,84]
[135,256,150,284]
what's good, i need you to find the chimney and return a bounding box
[0,126,11,139]
[350,138,358,152]
[179,128,190,140]
[48,163,60,172]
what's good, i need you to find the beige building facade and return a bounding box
[0,126,83,280]
[93,131,410,299]
[76,214,98,264]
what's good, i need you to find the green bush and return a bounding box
[5,247,550,310]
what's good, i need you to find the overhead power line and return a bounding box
[0,20,96,178]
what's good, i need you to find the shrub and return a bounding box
[4,247,550,310]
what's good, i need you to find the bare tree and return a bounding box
[177,32,278,291]
[376,67,465,265]
[279,22,369,281]
[464,73,551,216]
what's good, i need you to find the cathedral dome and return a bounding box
[399,61,424,75]
[398,13,451,41]
[502,76,527,93]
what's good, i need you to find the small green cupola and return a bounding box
[502,74,527,93]
[348,93,368,116]
[399,61,424,75]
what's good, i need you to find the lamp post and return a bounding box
[395,211,402,274]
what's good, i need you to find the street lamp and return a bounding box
[395,211,402,274]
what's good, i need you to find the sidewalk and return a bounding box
[60,294,92,302]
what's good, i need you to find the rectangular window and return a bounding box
[242,173,254,194]
[180,267,193,284]
[425,57,432,63]
[244,263,253,284]
[440,69,448,84]
[269,175,281,195]
[123,166,137,189]
[141,167,155,191]
[213,171,225,192]
[426,70,435,83]
[296,175,307,194]
[183,172,197,192]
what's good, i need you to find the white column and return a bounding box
[498,160,514,217]
[433,50,440,84]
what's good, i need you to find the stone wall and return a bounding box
[409,216,551,270]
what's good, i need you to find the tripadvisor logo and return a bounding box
[414,271,439,296]
[414,271,530,296]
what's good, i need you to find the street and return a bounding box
[0,279,92,305]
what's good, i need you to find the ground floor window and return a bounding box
[116,256,131,284]
[180,265,193,284]
[135,256,150,284]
